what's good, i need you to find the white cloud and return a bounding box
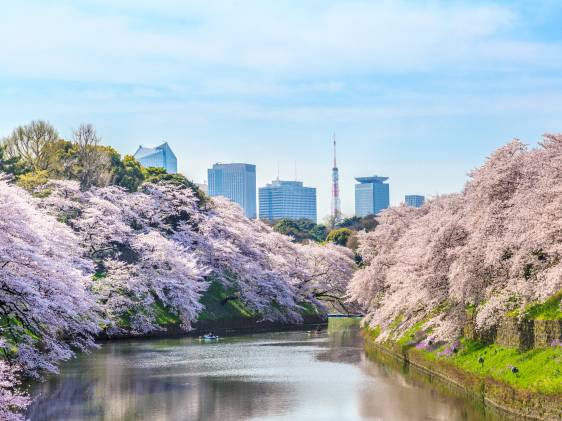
[1,0,557,86]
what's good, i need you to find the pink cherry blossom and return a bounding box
[349,135,562,342]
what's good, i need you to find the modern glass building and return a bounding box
[208,163,257,219]
[133,142,177,174]
[259,179,317,222]
[405,195,425,208]
[355,176,390,217]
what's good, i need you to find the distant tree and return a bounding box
[142,166,167,178]
[326,227,353,246]
[337,215,378,232]
[99,145,123,178]
[273,219,327,243]
[323,215,337,230]
[2,120,59,171]
[0,144,28,176]
[43,139,75,179]
[337,216,360,228]
[72,124,112,189]
[16,170,50,192]
[310,224,328,243]
[113,155,145,192]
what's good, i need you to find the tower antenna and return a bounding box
[333,132,337,168]
[331,132,341,224]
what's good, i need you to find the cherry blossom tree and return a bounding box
[19,176,355,337]
[349,135,562,342]
[0,178,100,374]
[0,360,29,421]
[0,176,100,418]
[195,197,303,322]
[292,242,356,312]
[195,197,357,320]
[1,160,357,417]
[41,180,210,334]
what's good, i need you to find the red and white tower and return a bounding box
[331,134,341,223]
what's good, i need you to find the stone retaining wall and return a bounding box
[465,317,562,350]
[496,317,534,350]
[534,320,562,348]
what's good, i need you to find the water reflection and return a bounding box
[27,328,515,421]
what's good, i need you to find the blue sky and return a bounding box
[1,1,562,219]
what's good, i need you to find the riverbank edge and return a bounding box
[97,315,328,340]
[362,331,562,421]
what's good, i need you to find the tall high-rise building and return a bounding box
[259,179,317,222]
[133,142,177,174]
[405,195,425,208]
[331,135,341,223]
[355,176,390,217]
[208,163,257,219]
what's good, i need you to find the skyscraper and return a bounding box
[208,163,257,219]
[259,179,317,222]
[355,176,390,217]
[133,142,177,174]
[405,195,425,208]
[331,135,341,223]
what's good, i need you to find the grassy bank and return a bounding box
[364,326,562,420]
[392,326,562,395]
[445,340,562,395]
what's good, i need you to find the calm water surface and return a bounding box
[27,327,513,421]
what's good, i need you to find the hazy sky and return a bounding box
[1,1,562,219]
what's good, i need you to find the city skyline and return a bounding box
[127,138,417,220]
[139,140,401,220]
[2,1,562,218]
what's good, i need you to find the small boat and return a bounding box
[201,333,219,341]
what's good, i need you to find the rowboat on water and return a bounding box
[200,333,219,341]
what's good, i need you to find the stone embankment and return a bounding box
[464,317,562,351]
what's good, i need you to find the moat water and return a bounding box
[27,327,514,420]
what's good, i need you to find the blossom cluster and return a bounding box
[1,176,355,418]
[348,135,562,342]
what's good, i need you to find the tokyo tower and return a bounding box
[331,134,341,223]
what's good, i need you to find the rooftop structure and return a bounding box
[133,142,177,174]
[355,175,390,217]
